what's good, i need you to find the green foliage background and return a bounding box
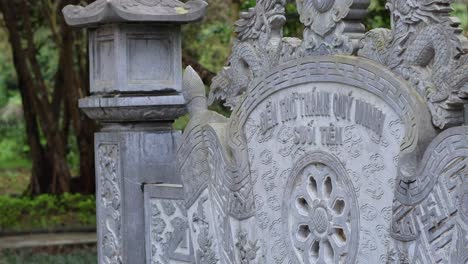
[0,248,97,264]
[0,193,96,232]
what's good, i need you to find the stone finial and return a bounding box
[298,0,370,55]
[183,66,207,115]
[63,0,207,27]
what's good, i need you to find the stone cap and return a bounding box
[79,94,187,122]
[63,0,207,27]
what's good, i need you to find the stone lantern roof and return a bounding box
[63,0,207,27]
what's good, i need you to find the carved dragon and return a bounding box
[359,0,468,129]
[357,2,468,262]
[209,0,369,109]
[209,0,301,109]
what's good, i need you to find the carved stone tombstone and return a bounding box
[179,0,468,263]
[63,1,207,263]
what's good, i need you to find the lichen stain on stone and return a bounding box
[175,7,188,14]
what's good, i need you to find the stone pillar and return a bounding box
[63,1,207,263]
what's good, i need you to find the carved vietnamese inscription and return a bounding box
[246,81,404,263]
[257,88,387,145]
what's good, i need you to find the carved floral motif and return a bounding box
[192,197,218,264]
[236,230,260,264]
[286,157,359,263]
[98,144,122,264]
[149,199,192,264]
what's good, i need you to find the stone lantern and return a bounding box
[63,1,207,263]
[64,0,207,121]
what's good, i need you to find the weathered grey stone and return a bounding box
[209,0,293,109]
[178,67,228,263]
[96,131,182,264]
[67,0,468,263]
[186,56,436,263]
[297,0,368,55]
[63,1,204,263]
[358,0,468,129]
[209,0,369,110]
[79,95,186,122]
[95,142,123,264]
[178,0,468,263]
[87,24,183,94]
[63,0,207,27]
[144,184,193,264]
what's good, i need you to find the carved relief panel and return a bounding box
[144,184,194,264]
[177,0,468,263]
[243,59,410,263]
[96,143,123,264]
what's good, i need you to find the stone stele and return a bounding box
[179,0,468,263]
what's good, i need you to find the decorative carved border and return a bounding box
[394,126,468,205]
[96,143,123,264]
[230,56,428,154]
[202,56,433,220]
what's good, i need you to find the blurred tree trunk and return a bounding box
[0,0,96,195]
[58,5,96,194]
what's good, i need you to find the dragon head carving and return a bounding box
[360,0,468,129]
[209,0,287,109]
[387,0,452,25]
[235,0,287,41]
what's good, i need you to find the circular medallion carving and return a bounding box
[312,0,335,13]
[283,152,359,264]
